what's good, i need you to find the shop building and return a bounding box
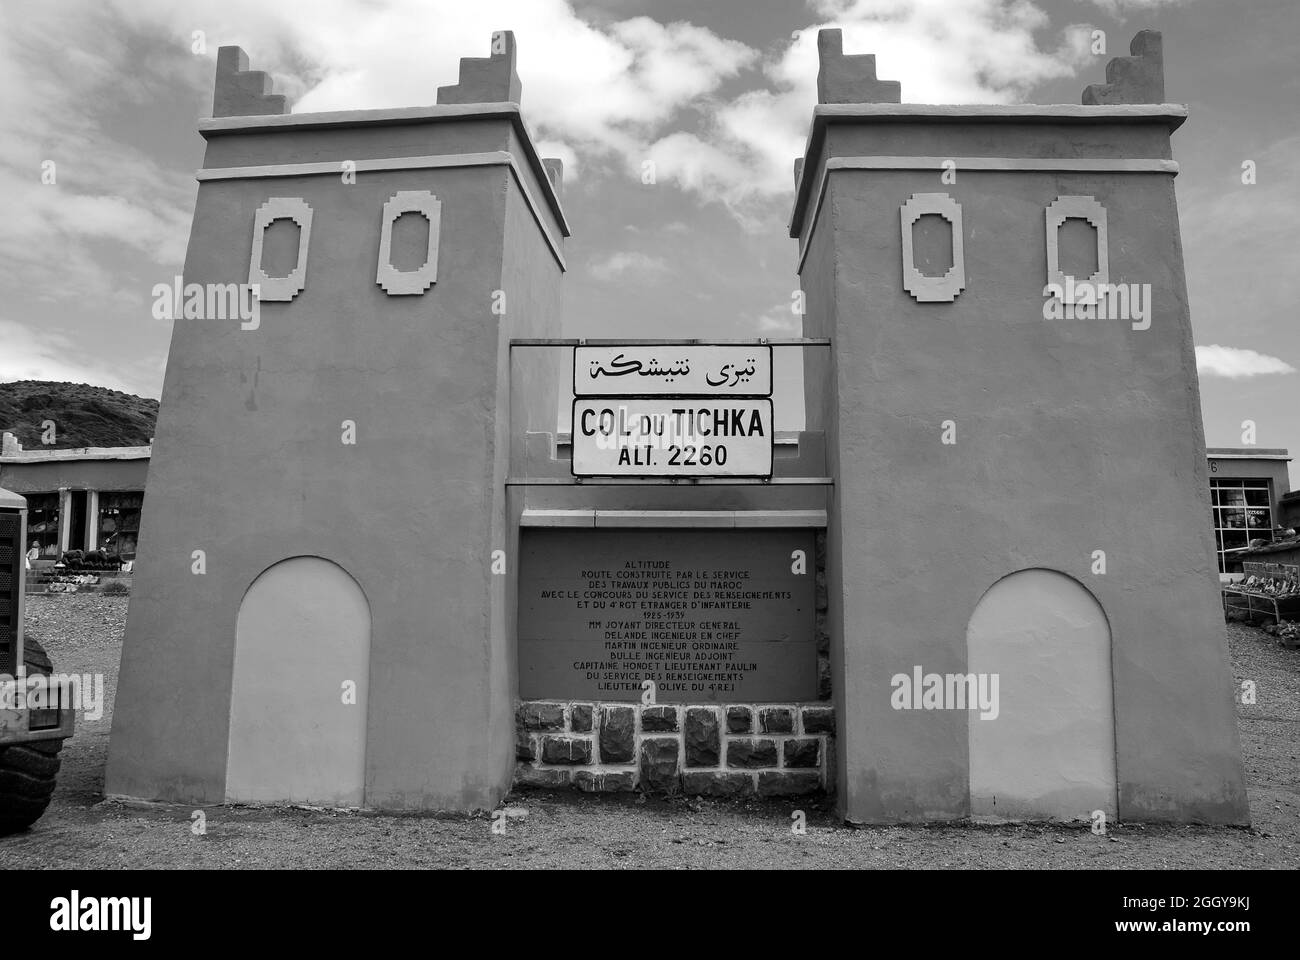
[0,432,149,560]
[1205,447,1293,573]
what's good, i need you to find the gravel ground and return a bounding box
[1,594,1296,869]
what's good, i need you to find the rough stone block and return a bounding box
[540,736,592,765]
[784,738,821,768]
[757,771,822,797]
[759,707,794,734]
[639,738,681,794]
[682,771,754,798]
[437,30,523,105]
[571,703,593,733]
[600,705,636,763]
[518,701,565,731]
[801,706,835,735]
[726,706,752,734]
[816,28,901,105]
[641,705,679,732]
[1082,30,1164,105]
[574,770,637,793]
[727,739,778,768]
[515,728,535,762]
[514,765,571,790]
[684,707,721,767]
[815,531,828,610]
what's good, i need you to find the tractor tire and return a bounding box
[0,637,64,835]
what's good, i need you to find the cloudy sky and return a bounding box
[1,0,1296,479]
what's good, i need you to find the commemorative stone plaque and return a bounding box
[518,528,816,702]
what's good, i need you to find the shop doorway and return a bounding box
[67,491,87,551]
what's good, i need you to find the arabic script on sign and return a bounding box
[574,345,773,397]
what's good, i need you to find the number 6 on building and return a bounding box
[376,190,442,295]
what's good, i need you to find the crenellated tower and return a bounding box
[792,28,1247,824]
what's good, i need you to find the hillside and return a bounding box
[0,381,158,450]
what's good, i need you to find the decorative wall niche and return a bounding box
[1045,195,1108,303]
[248,197,313,302]
[900,192,965,303]
[376,191,442,295]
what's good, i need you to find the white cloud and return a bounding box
[1196,345,1296,380]
[0,320,153,396]
[588,251,670,282]
[809,0,1093,101]
[756,307,800,335]
[0,0,763,272]
[150,1,761,164]
[92,0,1094,224]
[644,132,756,216]
[535,140,579,182]
[0,1,199,322]
[634,0,1096,222]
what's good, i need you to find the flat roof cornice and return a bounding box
[808,103,1188,126]
[790,103,1189,238]
[1206,448,1291,461]
[0,446,151,464]
[198,102,569,236]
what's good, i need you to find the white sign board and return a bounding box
[571,398,773,477]
[574,345,772,397]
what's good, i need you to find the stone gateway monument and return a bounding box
[107,28,1249,825]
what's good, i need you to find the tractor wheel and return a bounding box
[0,637,64,835]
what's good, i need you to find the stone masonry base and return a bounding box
[514,700,835,798]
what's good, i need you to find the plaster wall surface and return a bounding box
[794,205,848,799]
[824,120,1175,163]
[488,172,566,798]
[800,114,1247,824]
[106,110,564,811]
[199,110,564,242]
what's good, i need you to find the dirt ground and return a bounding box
[1,593,1296,869]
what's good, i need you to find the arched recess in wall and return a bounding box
[225,556,370,807]
[966,568,1117,822]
